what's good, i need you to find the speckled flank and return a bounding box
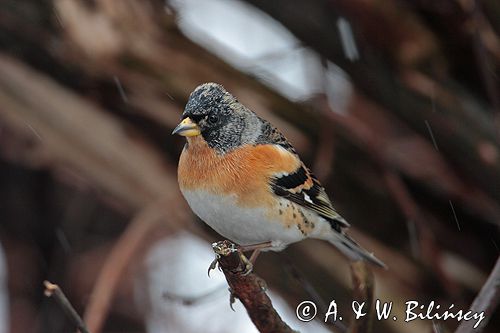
[266,198,316,236]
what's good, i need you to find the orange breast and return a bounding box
[178,136,300,208]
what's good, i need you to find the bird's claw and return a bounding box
[228,287,236,311]
[209,240,236,277]
[239,252,253,276]
[207,255,220,277]
[210,240,253,276]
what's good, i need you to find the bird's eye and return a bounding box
[207,113,219,125]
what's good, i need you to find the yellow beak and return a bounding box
[172,117,201,137]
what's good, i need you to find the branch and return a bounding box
[212,241,296,333]
[455,256,500,333]
[348,262,374,333]
[43,280,90,333]
[282,258,347,333]
[83,199,186,333]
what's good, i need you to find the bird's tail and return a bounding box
[327,231,387,269]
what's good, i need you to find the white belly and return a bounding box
[181,189,305,250]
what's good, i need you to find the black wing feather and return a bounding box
[271,165,350,231]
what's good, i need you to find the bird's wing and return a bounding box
[256,122,349,230]
[268,151,350,231]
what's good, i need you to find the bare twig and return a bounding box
[213,240,296,333]
[83,200,183,333]
[382,171,422,259]
[43,280,90,333]
[455,256,500,333]
[468,0,500,116]
[382,171,461,295]
[282,257,347,333]
[432,320,444,333]
[348,261,374,333]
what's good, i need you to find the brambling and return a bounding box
[173,83,385,269]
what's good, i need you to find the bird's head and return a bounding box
[172,83,262,153]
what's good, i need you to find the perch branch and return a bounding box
[44,280,90,333]
[212,240,296,333]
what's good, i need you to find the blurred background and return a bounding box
[0,0,499,332]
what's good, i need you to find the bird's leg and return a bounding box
[237,251,254,276]
[236,241,273,275]
[237,249,262,276]
[248,249,261,264]
[238,241,273,253]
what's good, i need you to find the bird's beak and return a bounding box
[172,117,201,137]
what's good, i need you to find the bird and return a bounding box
[172,82,386,270]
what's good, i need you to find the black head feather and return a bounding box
[182,83,263,153]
